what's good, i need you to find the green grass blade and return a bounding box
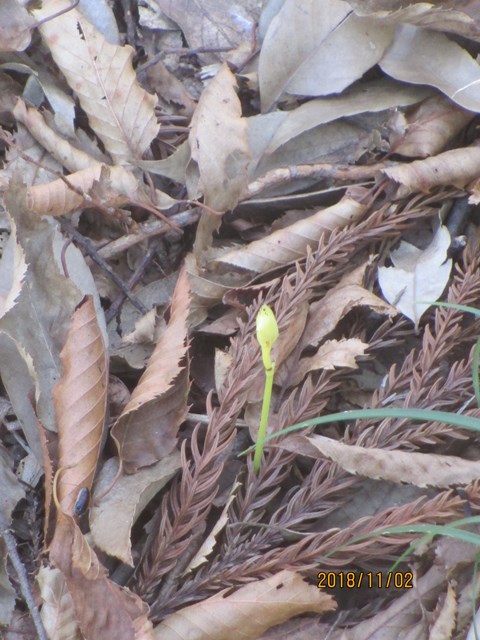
[240,407,480,456]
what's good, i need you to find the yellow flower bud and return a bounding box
[256,304,279,371]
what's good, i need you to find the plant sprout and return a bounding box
[253,304,279,473]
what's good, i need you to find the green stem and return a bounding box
[253,363,275,473]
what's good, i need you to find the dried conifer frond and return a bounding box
[348,241,480,450]
[139,190,479,626]
[150,488,471,620]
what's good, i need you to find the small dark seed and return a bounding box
[73,487,90,516]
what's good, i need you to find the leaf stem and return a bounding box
[254,363,275,473]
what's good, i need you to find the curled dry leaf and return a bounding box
[0,0,34,52]
[189,63,250,212]
[264,79,431,156]
[13,99,102,173]
[429,582,457,639]
[383,146,480,197]
[0,185,86,459]
[25,163,176,217]
[53,296,108,516]
[299,261,397,349]
[282,434,480,488]
[111,269,190,473]
[90,454,181,565]
[277,338,368,388]
[153,570,335,640]
[389,94,474,158]
[34,0,159,166]
[212,192,368,273]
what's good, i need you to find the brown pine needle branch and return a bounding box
[150,488,472,620]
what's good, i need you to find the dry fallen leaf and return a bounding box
[383,146,480,197]
[0,184,86,457]
[37,566,81,640]
[34,0,160,166]
[388,93,474,158]
[213,192,368,273]
[0,0,34,52]
[378,224,452,329]
[380,25,480,112]
[347,0,480,42]
[90,454,181,565]
[111,268,190,473]
[264,79,431,156]
[277,338,368,388]
[25,162,177,217]
[189,62,250,213]
[152,0,256,66]
[300,261,397,349]
[53,296,108,516]
[282,434,480,488]
[153,570,336,640]
[259,0,394,111]
[49,516,151,640]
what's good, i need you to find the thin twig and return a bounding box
[137,46,232,73]
[98,208,201,260]
[0,519,48,640]
[60,219,148,315]
[105,243,159,324]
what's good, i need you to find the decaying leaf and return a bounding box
[264,79,431,156]
[13,99,102,173]
[300,261,397,349]
[34,0,160,166]
[378,224,452,329]
[153,570,336,640]
[429,582,457,639]
[0,184,93,459]
[282,434,480,488]
[111,269,190,473]
[53,296,108,516]
[346,0,480,42]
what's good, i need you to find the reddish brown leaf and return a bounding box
[111,269,190,473]
[49,516,151,640]
[53,296,108,516]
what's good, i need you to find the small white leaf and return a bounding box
[378,225,452,329]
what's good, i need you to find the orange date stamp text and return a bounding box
[317,571,413,590]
